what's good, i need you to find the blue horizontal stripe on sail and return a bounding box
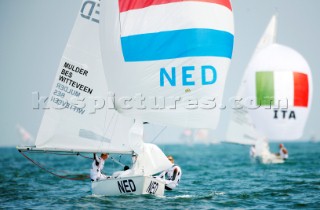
[121,28,234,62]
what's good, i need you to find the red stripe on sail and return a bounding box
[119,0,232,13]
[293,72,309,107]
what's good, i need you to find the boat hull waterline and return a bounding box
[91,176,165,196]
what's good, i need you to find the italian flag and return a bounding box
[256,71,309,107]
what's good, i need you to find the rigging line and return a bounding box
[150,126,167,144]
[110,156,126,167]
[110,113,119,140]
[103,111,116,140]
[105,108,116,133]
[77,153,94,160]
[99,111,115,150]
[18,150,90,181]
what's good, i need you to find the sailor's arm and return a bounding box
[171,166,181,182]
[93,153,100,166]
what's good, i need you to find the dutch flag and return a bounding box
[118,0,234,62]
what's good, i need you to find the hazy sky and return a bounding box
[1,0,319,146]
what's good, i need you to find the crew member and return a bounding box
[90,153,109,181]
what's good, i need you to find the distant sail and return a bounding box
[17,124,34,144]
[226,15,312,145]
[100,0,234,129]
[246,43,312,140]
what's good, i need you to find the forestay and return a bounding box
[100,0,234,129]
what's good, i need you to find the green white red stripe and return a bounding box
[256,71,309,107]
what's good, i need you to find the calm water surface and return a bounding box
[1,142,319,209]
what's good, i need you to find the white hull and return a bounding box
[91,176,165,196]
[259,153,284,164]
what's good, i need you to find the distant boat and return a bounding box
[16,124,34,145]
[180,128,220,145]
[18,0,234,196]
[225,15,312,164]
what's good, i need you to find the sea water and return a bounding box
[1,142,319,209]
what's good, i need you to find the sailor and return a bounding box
[159,155,182,190]
[278,143,289,159]
[250,145,256,157]
[112,165,130,178]
[90,153,109,181]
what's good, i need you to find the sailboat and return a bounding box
[180,128,219,145]
[17,0,234,196]
[16,124,34,145]
[226,15,312,164]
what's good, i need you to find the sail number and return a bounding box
[117,179,136,194]
[146,181,159,195]
[160,65,217,87]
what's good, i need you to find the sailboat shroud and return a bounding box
[18,0,234,196]
[226,15,312,163]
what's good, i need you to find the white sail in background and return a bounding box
[226,81,262,145]
[35,0,136,154]
[17,124,34,145]
[225,16,278,145]
[255,15,277,53]
[246,43,312,140]
[100,0,234,129]
[226,15,312,152]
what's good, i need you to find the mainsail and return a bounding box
[226,15,312,149]
[33,0,138,154]
[100,0,234,129]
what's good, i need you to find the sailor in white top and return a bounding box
[278,144,289,159]
[112,165,131,178]
[250,145,256,157]
[158,155,182,190]
[90,153,109,181]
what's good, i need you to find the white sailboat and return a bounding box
[17,0,234,196]
[226,15,312,164]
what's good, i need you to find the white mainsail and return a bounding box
[246,43,312,140]
[100,0,234,129]
[21,0,173,173]
[34,0,137,154]
[226,15,312,157]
